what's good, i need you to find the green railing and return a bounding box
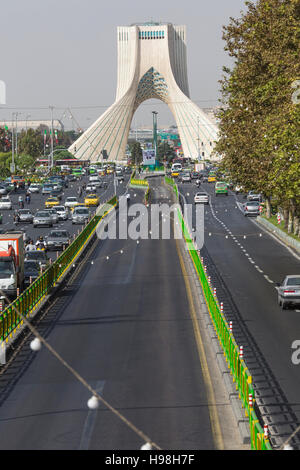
[0,195,118,344]
[165,176,272,450]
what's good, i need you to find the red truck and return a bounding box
[0,233,24,299]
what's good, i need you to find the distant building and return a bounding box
[0,119,64,132]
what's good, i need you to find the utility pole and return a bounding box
[49,105,54,171]
[11,113,15,173]
[197,116,201,161]
[152,111,158,166]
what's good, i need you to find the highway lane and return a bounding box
[0,174,130,263]
[178,179,300,446]
[0,177,220,450]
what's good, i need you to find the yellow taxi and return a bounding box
[171,170,180,178]
[45,197,59,207]
[106,168,114,174]
[208,176,216,183]
[84,194,100,207]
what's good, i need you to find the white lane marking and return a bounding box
[264,274,274,284]
[79,380,105,450]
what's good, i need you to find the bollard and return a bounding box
[229,321,233,333]
[239,345,244,359]
[17,288,20,297]
[264,424,269,439]
[204,265,207,274]
[0,301,3,312]
[30,276,32,284]
[220,302,224,314]
[208,276,211,286]
[213,288,216,298]
[277,212,281,224]
[249,393,253,408]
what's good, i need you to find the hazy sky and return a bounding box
[0,0,248,130]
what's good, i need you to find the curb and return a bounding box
[256,216,300,255]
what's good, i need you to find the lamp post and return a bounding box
[152,111,158,166]
[197,116,201,161]
[49,105,54,172]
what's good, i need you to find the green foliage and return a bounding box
[215,0,300,229]
[128,141,143,164]
[18,128,43,158]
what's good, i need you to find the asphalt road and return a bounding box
[178,179,300,447]
[0,177,218,450]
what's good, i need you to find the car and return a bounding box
[194,192,209,204]
[207,175,216,183]
[191,171,200,180]
[50,188,63,199]
[53,205,68,221]
[0,196,12,210]
[215,181,228,196]
[42,183,55,195]
[65,197,79,209]
[25,250,49,271]
[92,179,102,188]
[247,191,262,202]
[33,211,53,228]
[44,208,59,224]
[24,260,41,286]
[181,172,192,183]
[45,197,60,208]
[86,183,97,193]
[277,275,300,309]
[15,209,34,224]
[243,201,260,216]
[72,207,90,224]
[28,184,40,193]
[45,230,71,250]
[84,194,99,207]
[0,185,8,195]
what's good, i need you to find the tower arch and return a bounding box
[69,23,219,162]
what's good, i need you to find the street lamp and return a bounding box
[152,111,158,166]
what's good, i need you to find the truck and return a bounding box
[194,162,205,172]
[0,233,25,300]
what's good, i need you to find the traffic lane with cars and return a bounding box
[0,179,216,450]
[178,179,300,423]
[0,173,125,261]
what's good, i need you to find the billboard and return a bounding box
[142,149,156,166]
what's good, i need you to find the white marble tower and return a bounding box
[69,22,218,162]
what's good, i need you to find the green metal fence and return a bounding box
[165,176,272,450]
[0,195,118,344]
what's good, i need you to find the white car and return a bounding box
[65,197,78,209]
[0,196,12,210]
[86,183,97,193]
[28,184,40,193]
[194,192,209,204]
[53,205,68,221]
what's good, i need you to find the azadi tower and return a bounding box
[69,22,219,162]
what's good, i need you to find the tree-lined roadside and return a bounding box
[215,0,300,236]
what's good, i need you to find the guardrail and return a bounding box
[0,195,118,345]
[165,176,272,451]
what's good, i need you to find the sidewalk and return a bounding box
[256,215,300,256]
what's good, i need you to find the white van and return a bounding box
[171,163,182,172]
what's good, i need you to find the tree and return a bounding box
[0,126,11,152]
[18,128,43,158]
[215,0,300,231]
[128,141,143,165]
[156,141,176,163]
